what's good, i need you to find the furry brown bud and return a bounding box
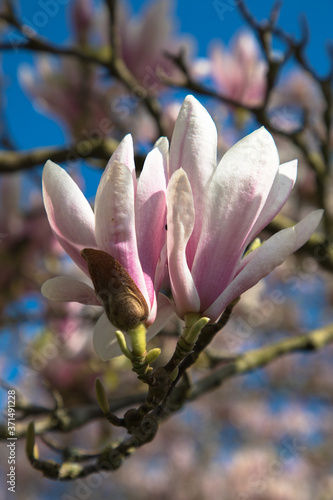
[81,248,149,331]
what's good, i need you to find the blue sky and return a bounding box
[1,0,330,161]
[5,0,333,147]
[1,0,331,213]
[0,0,332,477]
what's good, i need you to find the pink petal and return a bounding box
[135,139,168,307]
[170,95,217,267]
[133,0,172,65]
[42,160,96,275]
[144,241,168,325]
[205,209,324,322]
[245,159,298,246]
[154,135,170,161]
[103,134,136,181]
[94,161,148,304]
[145,293,175,343]
[93,312,120,360]
[94,136,136,245]
[192,127,280,311]
[41,276,101,305]
[167,169,200,318]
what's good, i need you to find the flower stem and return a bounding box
[115,324,161,384]
[164,314,210,377]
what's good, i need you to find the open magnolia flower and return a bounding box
[167,95,323,322]
[41,135,173,360]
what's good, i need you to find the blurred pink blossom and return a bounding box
[209,30,267,107]
[70,0,94,45]
[19,55,160,143]
[0,174,60,311]
[19,57,114,142]
[269,69,325,138]
[100,0,191,91]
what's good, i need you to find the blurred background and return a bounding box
[1,0,333,498]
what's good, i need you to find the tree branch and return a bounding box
[189,323,333,400]
[20,322,333,480]
[0,138,118,173]
[0,393,146,439]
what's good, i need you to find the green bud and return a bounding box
[128,324,147,358]
[95,378,110,415]
[184,316,210,345]
[145,348,161,364]
[115,330,133,359]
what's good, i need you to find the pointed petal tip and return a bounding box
[302,208,324,232]
[43,159,61,178]
[115,134,133,157]
[184,94,196,104]
[154,136,169,153]
[169,167,187,182]
[282,158,298,175]
[183,94,207,113]
[234,126,278,166]
[44,159,54,169]
[253,126,274,143]
[121,133,133,145]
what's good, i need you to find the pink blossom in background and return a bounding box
[269,69,325,138]
[95,0,192,90]
[209,30,267,107]
[19,57,114,142]
[41,134,174,360]
[166,95,323,322]
[18,1,194,146]
[0,174,61,311]
[19,56,159,144]
[70,0,191,91]
[70,0,94,45]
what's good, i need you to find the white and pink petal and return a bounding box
[167,169,200,318]
[204,209,323,322]
[170,96,218,267]
[41,276,101,305]
[94,161,148,304]
[245,159,298,247]
[145,293,175,343]
[93,312,120,360]
[191,127,280,310]
[135,141,168,307]
[42,160,97,275]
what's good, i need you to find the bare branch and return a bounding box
[0,139,118,173]
[189,323,333,400]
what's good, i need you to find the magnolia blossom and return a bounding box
[95,0,190,90]
[19,57,115,142]
[269,69,325,139]
[166,95,323,322]
[41,135,173,360]
[209,30,267,106]
[0,174,61,312]
[71,0,94,45]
